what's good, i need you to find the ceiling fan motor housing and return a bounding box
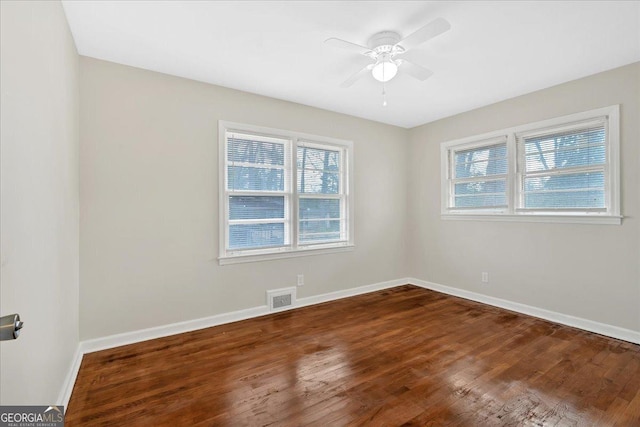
[368,31,404,55]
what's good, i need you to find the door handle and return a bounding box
[0,313,24,340]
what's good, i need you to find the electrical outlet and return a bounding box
[297,274,304,287]
[481,272,489,283]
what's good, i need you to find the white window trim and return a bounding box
[440,105,621,225]
[218,121,355,265]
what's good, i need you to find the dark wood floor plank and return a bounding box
[66,285,640,426]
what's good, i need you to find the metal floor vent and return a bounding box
[273,294,291,309]
[267,287,296,312]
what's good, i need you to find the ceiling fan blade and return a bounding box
[340,65,371,88]
[396,17,451,51]
[325,37,373,56]
[399,60,434,81]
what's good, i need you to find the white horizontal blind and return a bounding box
[450,139,508,209]
[221,123,354,260]
[440,105,619,223]
[517,119,607,211]
[297,143,346,245]
[226,132,291,251]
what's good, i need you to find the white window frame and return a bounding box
[219,121,354,265]
[445,135,510,214]
[441,105,621,225]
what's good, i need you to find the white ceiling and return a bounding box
[62,1,640,129]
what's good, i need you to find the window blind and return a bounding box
[440,105,619,223]
[221,125,353,259]
[450,139,508,209]
[518,120,607,210]
[226,133,290,250]
[297,144,345,244]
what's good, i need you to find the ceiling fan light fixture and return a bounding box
[326,18,450,88]
[371,60,398,82]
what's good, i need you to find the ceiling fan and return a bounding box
[325,18,451,90]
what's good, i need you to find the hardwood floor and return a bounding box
[66,285,640,426]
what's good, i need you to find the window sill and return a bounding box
[219,244,355,265]
[441,213,622,225]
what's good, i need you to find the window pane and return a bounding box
[524,127,605,154]
[298,170,339,194]
[229,223,285,249]
[299,198,340,219]
[299,232,341,243]
[299,220,341,243]
[454,143,507,178]
[228,136,285,166]
[524,171,605,209]
[455,143,506,164]
[523,126,606,172]
[524,172,604,192]
[525,190,605,209]
[521,124,607,210]
[454,194,506,208]
[453,176,507,209]
[299,220,341,234]
[297,146,340,171]
[454,180,506,196]
[524,145,605,172]
[228,166,284,191]
[229,196,284,220]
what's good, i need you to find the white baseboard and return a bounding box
[296,278,407,309]
[409,278,640,345]
[60,276,639,406]
[81,277,407,355]
[80,304,271,354]
[57,345,83,410]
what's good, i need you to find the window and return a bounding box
[219,121,353,264]
[518,120,607,211]
[450,137,508,210]
[441,105,620,224]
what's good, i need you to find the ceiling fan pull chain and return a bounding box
[382,82,388,107]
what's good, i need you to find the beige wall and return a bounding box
[407,63,640,332]
[81,58,639,341]
[0,1,79,404]
[79,57,409,340]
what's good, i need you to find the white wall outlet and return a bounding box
[297,274,304,287]
[481,272,489,283]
